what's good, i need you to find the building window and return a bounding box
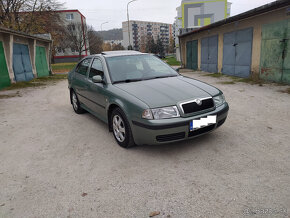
[66,13,74,20]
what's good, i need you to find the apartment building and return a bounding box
[175,0,231,60]
[122,20,173,51]
[54,10,90,63]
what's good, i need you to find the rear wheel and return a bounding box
[111,108,135,148]
[71,90,85,114]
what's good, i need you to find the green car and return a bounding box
[68,51,229,148]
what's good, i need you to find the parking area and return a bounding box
[0,71,289,217]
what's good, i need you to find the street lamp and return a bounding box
[101,21,109,31]
[127,0,137,49]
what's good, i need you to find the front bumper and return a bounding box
[131,103,229,145]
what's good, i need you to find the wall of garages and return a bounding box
[180,4,290,84]
[0,28,52,90]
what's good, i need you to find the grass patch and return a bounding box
[1,74,67,91]
[279,87,290,94]
[218,81,236,85]
[204,73,224,78]
[52,62,77,73]
[0,91,22,99]
[162,56,181,66]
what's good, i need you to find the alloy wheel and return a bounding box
[72,92,78,111]
[113,115,126,142]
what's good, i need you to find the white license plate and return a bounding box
[189,115,217,131]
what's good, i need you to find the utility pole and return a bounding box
[127,0,137,49]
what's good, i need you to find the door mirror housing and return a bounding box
[92,75,103,83]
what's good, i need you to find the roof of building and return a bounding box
[0,26,52,42]
[56,9,86,18]
[101,50,145,57]
[179,0,290,38]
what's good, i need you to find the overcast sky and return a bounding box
[63,0,276,31]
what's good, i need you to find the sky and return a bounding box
[63,0,276,31]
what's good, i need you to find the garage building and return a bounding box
[179,0,290,84]
[0,27,52,90]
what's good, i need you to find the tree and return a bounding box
[112,43,125,51]
[102,42,112,51]
[168,36,175,54]
[0,0,65,59]
[156,37,165,57]
[61,22,90,60]
[139,35,146,53]
[88,28,103,54]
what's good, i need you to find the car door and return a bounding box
[73,58,92,106]
[85,58,107,120]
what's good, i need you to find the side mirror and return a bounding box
[92,75,103,83]
[176,68,180,72]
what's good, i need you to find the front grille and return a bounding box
[181,98,214,114]
[188,124,215,137]
[156,132,185,142]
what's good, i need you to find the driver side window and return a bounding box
[75,58,92,76]
[89,58,104,79]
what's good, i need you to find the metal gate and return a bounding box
[186,40,198,70]
[260,19,290,84]
[201,35,218,73]
[35,46,49,77]
[222,28,253,78]
[0,41,11,90]
[13,43,34,82]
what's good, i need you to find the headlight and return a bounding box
[142,106,180,120]
[213,94,225,107]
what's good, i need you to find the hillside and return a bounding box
[96,28,123,40]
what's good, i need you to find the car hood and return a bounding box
[114,76,220,108]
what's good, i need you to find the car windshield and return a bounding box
[105,54,179,83]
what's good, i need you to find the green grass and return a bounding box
[204,73,223,78]
[203,73,265,86]
[162,56,181,66]
[1,74,67,91]
[52,62,77,72]
[218,81,236,85]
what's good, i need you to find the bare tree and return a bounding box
[87,27,103,54]
[0,0,65,60]
[0,0,64,33]
[61,22,89,60]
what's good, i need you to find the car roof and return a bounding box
[100,50,147,57]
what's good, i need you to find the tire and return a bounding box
[71,90,85,114]
[111,108,135,148]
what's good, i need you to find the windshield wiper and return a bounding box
[149,75,178,80]
[113,79,143,84]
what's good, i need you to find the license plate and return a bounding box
[190,115,217,131]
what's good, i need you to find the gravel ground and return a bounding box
[0,72,289,218]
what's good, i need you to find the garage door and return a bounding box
[186,40,198,70]
[222,28,253,78]
[0,41,11,90]
[13,43,34,82]
[260,19,290,84]
[201,35,218,73]
[35,46,49,77]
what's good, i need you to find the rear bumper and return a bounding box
[131,103,229,145]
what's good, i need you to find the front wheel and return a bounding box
[111,108,135,148]
[71,90,85,114]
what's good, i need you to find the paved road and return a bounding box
[0,72,289,217]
